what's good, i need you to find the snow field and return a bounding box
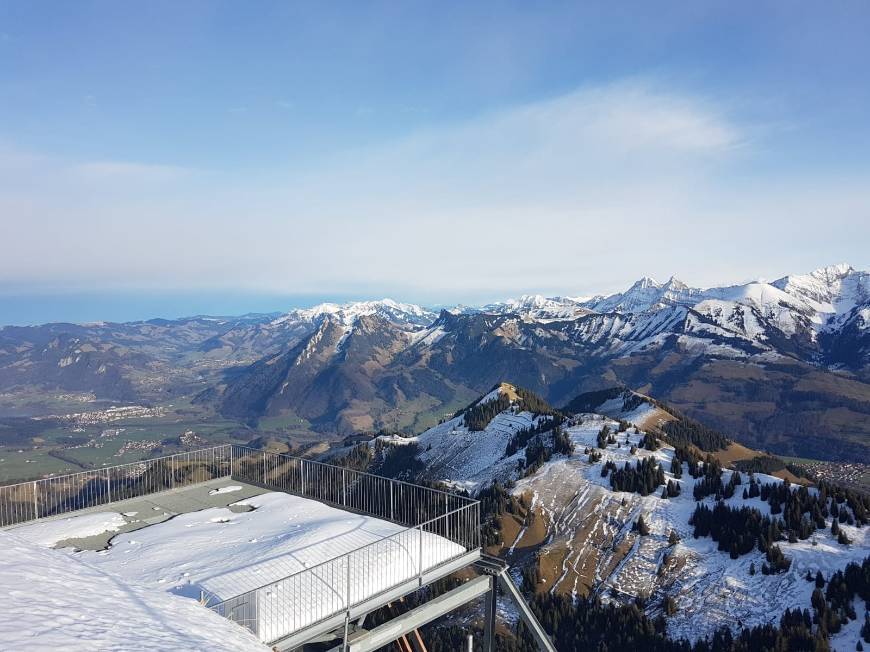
[0,531,267,651]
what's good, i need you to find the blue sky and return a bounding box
[1,1,869,324]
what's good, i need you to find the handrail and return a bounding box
[210,445,481,644]
[207,503,477,606]
[0,444,231,491]
[0,445,232,527]
[231,444,471,505]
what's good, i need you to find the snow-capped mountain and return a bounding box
[481,295,593,322]
[482,264,870,363]
[583,276,707,314]
[271,298,435,329]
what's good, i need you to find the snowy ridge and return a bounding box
[584,276,707,314]
[483,294,593,322]
[464,264,870,360]
[414,409,551,491]
[271,298,436,328]
[401,383,560,491]
[213,264,870,386]
[514,416,868,644]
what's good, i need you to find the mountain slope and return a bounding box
[390,385,870,645]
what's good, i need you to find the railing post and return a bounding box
[300,460,306,496]
[32,481,38,520]
[342,469,347,506]
[346,553,352,608]
[105,468,112,504]
[390,482,394,522]
[418,525,424,585]
[262,451,266,485]
[445,492,450,541]
[344,555,352,651]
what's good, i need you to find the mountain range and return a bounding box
[1,264,868,462]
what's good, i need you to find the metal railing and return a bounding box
[0,446,231,527]
[214,445,480,644]
[0,444,481,646]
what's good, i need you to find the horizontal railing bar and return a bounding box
[0,444,232,491]
[232,445,478,507]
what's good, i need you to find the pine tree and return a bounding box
[634,515,650,536]
[597,426,610,450]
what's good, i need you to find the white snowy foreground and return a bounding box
[0,531,268,651]
[5,490,465,646]
[14,510,127,547]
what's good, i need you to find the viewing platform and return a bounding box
[0,445,488,650]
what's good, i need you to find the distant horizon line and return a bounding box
[0,261,864,328]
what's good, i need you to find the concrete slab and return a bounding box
[6,478,269,551]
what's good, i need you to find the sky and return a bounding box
[1,1,869,324]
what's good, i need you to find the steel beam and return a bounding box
[483,575,496,652]
[496,570,556,652]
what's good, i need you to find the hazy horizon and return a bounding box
[2,2,869,323]
[1,260,865,326]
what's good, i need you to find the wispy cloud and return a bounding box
[0,80,866,299]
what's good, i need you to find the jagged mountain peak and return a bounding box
[771,263,868,315]
[584,275,703,314]
[811,262,855,280]
[271,298,435,328]
[629,275,661,290]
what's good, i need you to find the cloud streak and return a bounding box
[0,80,867,301]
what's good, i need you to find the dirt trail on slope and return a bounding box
[510,458,641,597]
